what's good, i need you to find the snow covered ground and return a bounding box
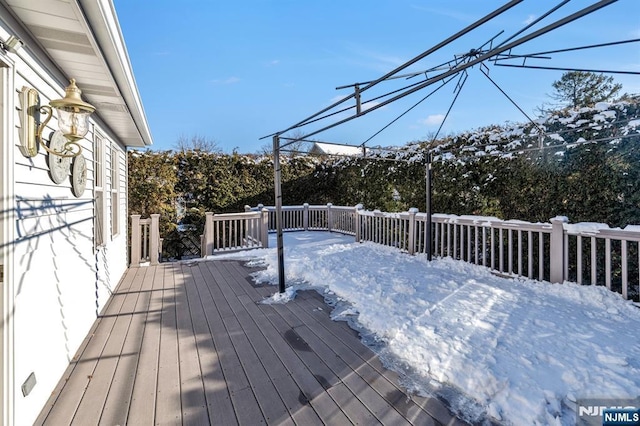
[212,231,640,425]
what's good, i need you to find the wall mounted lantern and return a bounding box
[20,79,95,158]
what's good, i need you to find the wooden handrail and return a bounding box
[133,206,639,300]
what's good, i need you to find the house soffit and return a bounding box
[3,0,151,147]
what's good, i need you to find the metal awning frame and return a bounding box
[266,0,624,292]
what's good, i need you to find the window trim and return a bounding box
[110,146,120,238]
[94,132,107,248]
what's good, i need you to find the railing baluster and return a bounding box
[527,230,533,279]
[382,216,386,246]
[143,222,149,261]
[591,237,597,285]
[605,238,611,290]
[499,228,504,273]
[539,232,544,281]
[222,220,227,249]
[517,229,522,276]
[622,240,628,299]
[508,228,513,274]
[482,226,487,267]
[491,228,495,270]
[383,217,387,246]
[577,235,583,284]
[467,225,472,262]
[453,223,458,259]
[474,226,479,265]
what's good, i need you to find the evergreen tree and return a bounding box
[550,71,622,108]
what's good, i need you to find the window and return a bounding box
[94,133,106,247]
[110,147,120,237]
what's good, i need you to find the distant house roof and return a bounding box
[310,142,364,156]
[3,0,152,148]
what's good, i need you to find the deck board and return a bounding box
[176,263,210,425]
[71,298,134,424]
[36,259,466,425]
[99,265,156,425]
[184,262,238,425]
[127,265,164,425]
[154,264,182,425]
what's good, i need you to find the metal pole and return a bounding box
[426,154,433,261]
[273,135,286,293]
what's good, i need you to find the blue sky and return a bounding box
[113,1,639,153]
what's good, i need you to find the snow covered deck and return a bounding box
[34,259,465,425]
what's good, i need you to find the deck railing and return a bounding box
[427,214,557,282]
[247,203,359,235]
[245,204,640,300]
[130,206,639,300]
[563,223,640,300]
[201,209,270,255]
[130,214,161,266]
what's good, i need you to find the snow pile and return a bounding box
[215,232,640,425]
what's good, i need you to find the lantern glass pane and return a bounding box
[57,108,90,139]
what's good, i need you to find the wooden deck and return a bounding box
[35,259,467,425]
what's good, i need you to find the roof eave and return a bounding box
[78,0,152,147]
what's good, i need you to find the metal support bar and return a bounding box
[494,37,640,60]
[426,155,433,261]
[273,135,286,293]
[493,63,640,75]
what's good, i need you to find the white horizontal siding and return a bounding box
[10,47,128,426]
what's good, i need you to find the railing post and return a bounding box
[550,216,568,284]
[130,214,141,267]
[261,208,269,248]
[204,212,214,257]
[354,204,363,242]
[150,214,160,265]
[408,208,418,255]
[303,203,309,231]
[327,203,333,232]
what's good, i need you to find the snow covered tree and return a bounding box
[550,71,622,108]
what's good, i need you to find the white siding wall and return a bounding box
[6,39,129,426]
